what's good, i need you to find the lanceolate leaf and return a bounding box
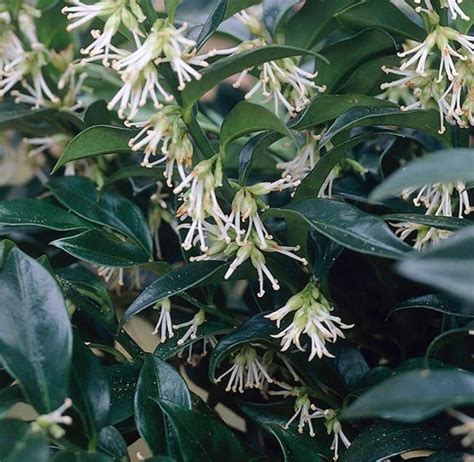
[291,94,396,130]
[342,368,474,422]
[0,199,91,231]
[370,149,474,201]
[52,126,135,172]
[0,248,72,413]
[51,229,150,267]
[267,199,412,260]
[0,384,24,417]
[383,214,470,231]
[389,294,474,318]
[121,261,227,325]
[156,399,248,462]
[342,421,458,462]
[397,227,474,303]
[0,100,51,128]
[135,354,191,455]
[320,107,451,147]
[220,101,294,151]
[70,336,110,437]
[47,176,152,255]
[181,45,313,109]
[335,0,425,41]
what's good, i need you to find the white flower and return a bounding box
[216,345,273,393]
[174,156,230,252]
[224,235,307,298]
[283,388,318,436]
[391,221,451,250]
[277,131,321,181]
[227,176,300,248]
[174,309,207,345]
[63,0,145,64]
[33,398,73,439]
[178,335,217,366]
[113,19,208,92]
[448,409,474,447]
[415,0,470,21]
[402,181,472,218]
[97,266,124,288]
[267,282,353,360]
[310,408,351,461]
[152,298,174,343]
[126,105,193,184]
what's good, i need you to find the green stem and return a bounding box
[115,329,144,361]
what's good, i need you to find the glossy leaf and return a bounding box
[156,399,248,462]
[181,45,313,109]
[0,248,72,413]
[370,149,474,201]
[0,199,91,231]
[291,94,395,130]
[0,420,49,462]
[47,176,152,254]
[105,363,141,425]
[342,368,474,422]
[52,126,134,172]
[220,101,293,151]
[121,261,226,325]
[0,100,51,128]
[389,294,474,318]
[316,29,397,92]
[342,421,458,462]
[267,199,412,260]
[397,227,474,302]
[51,229,150,267]
[0,385,24,418]
[70,337,110,436]
[97,426,129,460]
[197,0,227,47]
[320,107,451,148]
[135,354,191,455]
[335,0,425,41]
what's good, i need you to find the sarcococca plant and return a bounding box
[0,0,473,461]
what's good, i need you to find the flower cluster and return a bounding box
[0,8,86,110]
[394,180,472,250]
[230,9,325,117]
[381,4,474,133]
[266,281,353,361]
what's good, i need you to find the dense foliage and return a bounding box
[0,0,473,461]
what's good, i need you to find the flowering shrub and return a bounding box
[0,0,473,461]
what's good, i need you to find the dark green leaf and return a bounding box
[291,94,396,131]
[156,399,248,462]
[100,165,162,192]
[121,261,227,325]
[336,0,425,41]
[197,0,227,47]
[0,420,49,462]
[105,362,141,425]
[0,199,91,231]
[220,101,293,151]
[70,336,110,436]
[97,426,128,460]
[285,0,358,48]
[389,294,474,318]
[267,199,412,260]
[52,126,134,172]
[0,100,51,128]
[51,229,150,267]
[52,452,113,462]
[0,248,72,413]
[342,421,458,462]
[0,239,16,270]
[342,368,474,422]
[316,29,397,92]
[47,176,152,254]
[397,227,474,302]
[321,107,450,148]
[370,149,474,201]
[135,354,191,455]
[181,46,313,110]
